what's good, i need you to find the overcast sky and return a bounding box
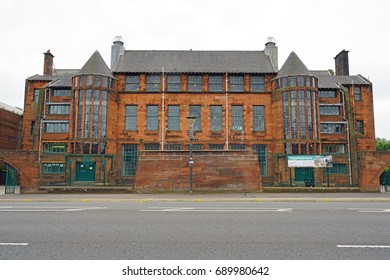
[1,0,389,138]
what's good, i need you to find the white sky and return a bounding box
[1,0,389,138]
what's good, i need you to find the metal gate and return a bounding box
[380,170,390,192]
[295,167,314,183]
[76,162,96,182]
[5,164,19,194]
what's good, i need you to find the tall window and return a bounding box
[356,120,364,134]
[125,74,140,91]
[298,90,306,138]
[209,75,223,92]
[289,76,296,87]
[146,74,160,92]
[33,89,40,102]
[230,75,244,92]
[253,144,267,176]
[354,86,362,101]
[253,105,265,131]
[122,144,138,176]
[146,105,158,131]
[250,75,265,92]
[297,76,305,87]
[283,92,289,139]
[188,75,202,92]
[125,105,137,131]
[101,91,107,138]
[84,90,92,138]
[232,105,244,131]
[210,105,222,131]
[168,105,180,131]
[167,74,181,92]
[189,105,201,131]
[290,91,298,138]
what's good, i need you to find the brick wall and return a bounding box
[359,151,390,192]
[0,149,39,190]
[0,108,22,149]
[134,150,262,192]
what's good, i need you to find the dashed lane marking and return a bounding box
[0,206,108,212]
[0,243,29,246]
[141,207,293,212]
[337,245,390,248]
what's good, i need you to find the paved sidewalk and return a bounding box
[1,192,390,202]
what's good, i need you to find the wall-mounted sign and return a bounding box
[288,155,333,168]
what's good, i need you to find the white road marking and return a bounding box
[0,243,29,246]
[348,208,390,213]
[141,207,292,212]
[0,206,107,212]
[337,245,390,248]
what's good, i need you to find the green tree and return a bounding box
[376,138,390,151]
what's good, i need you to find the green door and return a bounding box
[295,167,314,182]
[5,164,19,194]
[76,162,96,182]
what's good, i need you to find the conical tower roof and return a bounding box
[275,51,312,79]
[78,50,114,78]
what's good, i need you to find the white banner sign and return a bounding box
[288,155,333,168]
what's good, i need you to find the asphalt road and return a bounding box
[1,201,390,260]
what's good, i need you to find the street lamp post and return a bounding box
[186,116,197,195]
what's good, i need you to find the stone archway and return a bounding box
[0,149,39,191]
[359,151,390,192]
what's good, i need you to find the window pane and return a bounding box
[188,75,202,92]
[210,106,222,131]
[253,105,265,131]
[232,105,244,131]
[167,74,181,92]
[209,144,224,150]
[125,74,140,91]
[168,105,180,131]
[146,74,160,92]
[122,144,138,176]
[209,75,223,92]
[253,144,267,176]
[250,75,264,92]
[125,105,137,131]
[230,75,244,92]
[189,105,201,131]
[146,105,158,130]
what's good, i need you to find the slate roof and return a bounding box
[0,101,23,115]
[311,70,371,89]
[78,50,114,78]
[275,51,312,79]
[113,50,277,73]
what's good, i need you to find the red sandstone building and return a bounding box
[6,37,388,192]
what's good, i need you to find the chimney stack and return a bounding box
[111,36,125,69]
[264,37,278,71]
[334,50,349,76]
[43,50,54,76]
